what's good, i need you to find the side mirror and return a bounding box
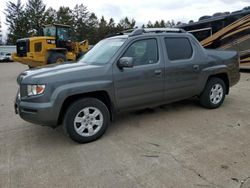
[117,57,134,69]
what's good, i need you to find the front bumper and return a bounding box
[15,94,58,127]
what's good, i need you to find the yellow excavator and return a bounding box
[12,24,89,68]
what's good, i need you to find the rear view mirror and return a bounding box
[117,57,134,69]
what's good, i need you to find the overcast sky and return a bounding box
[0,0,249,39]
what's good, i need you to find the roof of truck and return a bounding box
[107,28,187,39]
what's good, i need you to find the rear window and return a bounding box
[164,37,193,61]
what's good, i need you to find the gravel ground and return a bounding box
[0,62,250,188]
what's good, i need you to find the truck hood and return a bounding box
[17,62,110,84]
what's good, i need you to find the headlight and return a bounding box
[27,85,45,96]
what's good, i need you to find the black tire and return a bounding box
[199,77,226,109]
[47,53,66,64]
[63,98,110,143]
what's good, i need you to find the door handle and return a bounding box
[154,69,162,75]
[193,65,199,71]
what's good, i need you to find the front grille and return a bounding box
[16,39,30,57]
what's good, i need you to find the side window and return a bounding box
[123,39,158,66]
[34,42,42,52]
[164,37,193,61]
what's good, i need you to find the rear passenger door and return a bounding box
[163,36,202,101]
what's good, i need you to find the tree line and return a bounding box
[4,0,179,45]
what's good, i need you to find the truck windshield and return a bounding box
[43,27,56,37]
[78,38,126,65]
[57,27,70,41]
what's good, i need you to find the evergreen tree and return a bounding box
[166,20,176,27]
[160,20,166,27]
[154,21,160,27]
[176,21,182,26]
[73,4,89,41]
[146,21,154,28]
[107,18,116,34]
[98,16,108,40]
[5,0,28,44]
[86,13,98,44]
[44,7,57,25]
[117,17,136,31]
[56,6,74,26]
[26,0,46,35]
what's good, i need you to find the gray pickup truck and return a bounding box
[15,28,240,143]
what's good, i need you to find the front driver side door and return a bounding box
[113,38,165,111]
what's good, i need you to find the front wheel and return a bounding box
[199,78,226,109]
[63,98,110,143]
[47,53,66,64]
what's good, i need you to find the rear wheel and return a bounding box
[47,53,66,64]
[63,98,110,143]
[199,77,226,109]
